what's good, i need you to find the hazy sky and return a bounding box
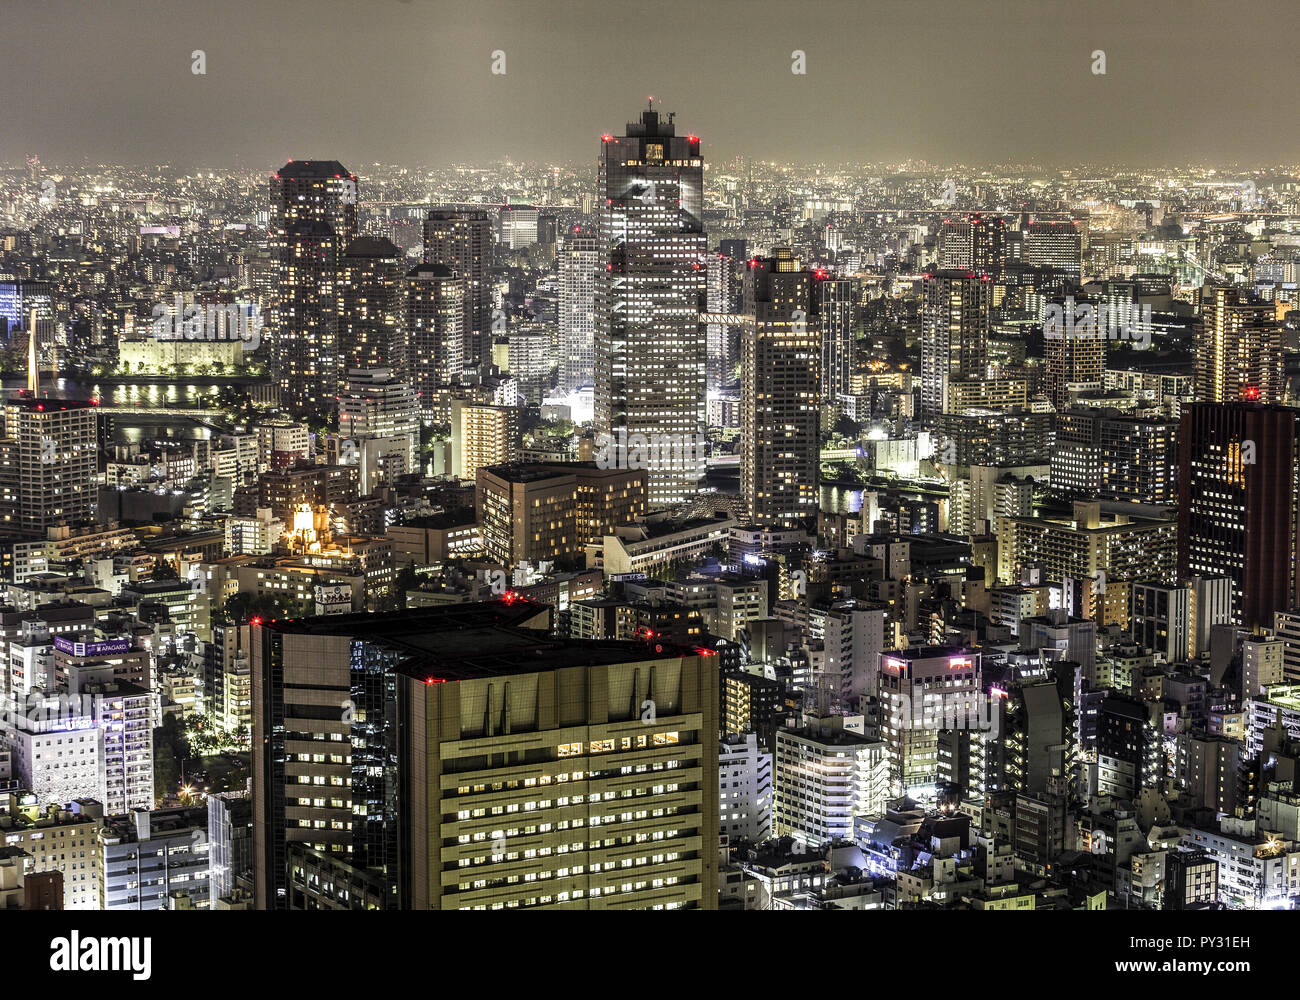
[4,0,1296,170]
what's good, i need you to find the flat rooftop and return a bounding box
[264,598,707,682]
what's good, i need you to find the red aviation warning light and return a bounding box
[1244,385,1261,400]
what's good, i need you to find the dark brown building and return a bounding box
[1178,401,1297,629]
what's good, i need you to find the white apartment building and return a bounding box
[1181,824,1300,910]
[773,716,889,848]
[719,733,772,843]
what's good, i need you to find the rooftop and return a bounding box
[262,598,710,682]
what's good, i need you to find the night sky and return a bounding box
[4,0,1295,169]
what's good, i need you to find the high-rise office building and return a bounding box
[252,601,718,909]
[1052,409,1178,503]
[423,209,493,371]
[270,160,359,412]
[594,107,707,508]
[1044,293,1105,409]
[1131,582,1191,663]
[1178,401,1298,629]
[498,204,539,250]
[0,396,99,537]
[705,251,743,394]
[1099,413,1178,505]
[919,270,991,420]
[819,276,854,404]
[338,237,404,372]
[938,214,1005,277]
[558,233,601,393]
[1095,694,1159,799]
[1022,220,1082,280]
[741,249,821,528]
[404,264,466,419]
[477,462,645,566]
[1195,285,1283,404]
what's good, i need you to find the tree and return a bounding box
[150,560,180,582]
[832,415,862,439]
[153,714,185,804]
[215,590,309,626]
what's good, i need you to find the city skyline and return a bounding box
[5,0,1300,944]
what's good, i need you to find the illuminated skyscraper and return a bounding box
[1044,293,1105,409]
[919,270,991,420]
[0,396,99,538]
[423,209,493,371]
[1195,285,1283,403]
[1178,401,1298,630]
[338,237,404,372]
[277,222,340,411]
[819,276,854,403]
[558,231,600,393]
[877,647,983,799]
[1022,220,1082,280]
[938,214,1005,277]
[337,368,420,490]
[741,249,821,528]
[270,160,359,412]
[253,601,718,909]
[705,251,743,394]
[404,264,466,420]
[595,106,707,508]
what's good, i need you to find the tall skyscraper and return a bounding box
[705,251,743,394]
[404,264,466,419]
[338,237,404,372]
[1044,293,1105,409]
[741,248,821,527]
[595,107,707,508]
[1178,401,1297,629]
[278,222,341,412]
[423,209,493,371]
[819,276,854,404]
[558,232,600,393]
[252,601,718,909]
[1195,285,1283,404]
[270,160,359,412]
[0,396,99,537]
[919,270,991,420]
